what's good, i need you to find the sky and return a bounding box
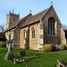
[0,0,67,27]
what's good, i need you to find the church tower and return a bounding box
[6,10,19,29]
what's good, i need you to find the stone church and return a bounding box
[5,4,66,50]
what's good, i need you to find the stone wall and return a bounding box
[20,27,27,48]
[42,5,62,45]
[61,28,66,44]
[14,28,20,46]
[20,23,40,50]
[29,23,40,50]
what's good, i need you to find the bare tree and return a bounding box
[0,24,6,32]
[62,24,67,28]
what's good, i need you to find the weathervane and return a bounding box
[51,2,53,5]
[30,10,32,13]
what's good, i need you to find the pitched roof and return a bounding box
[0,32,5,35]
[5,5,52,31]
[21,8,48,28]
[63,28,67,31]
[6,13,32,31]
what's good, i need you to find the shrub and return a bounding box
[53,44,60,51]
[53,44,65,51]
[41,44,53,52]
[64,44,67,50]
[59,45,65,50]
[0,41,6,47]
[40,44,65,52]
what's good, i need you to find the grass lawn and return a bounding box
[0,48,67,67]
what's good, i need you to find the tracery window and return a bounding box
[48,17,55,35]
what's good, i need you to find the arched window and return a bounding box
[32,27,35,38]
[24,30,26,39]
[48,17,55,35]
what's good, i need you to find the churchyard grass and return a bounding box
[0,48,67,67]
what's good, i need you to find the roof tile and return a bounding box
[22,8,48,27]
[6,8,48,31]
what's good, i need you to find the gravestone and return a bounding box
[4,39,14,60]
[18,50,25,57]
[57,59,67,67]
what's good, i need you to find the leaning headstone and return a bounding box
[13,58,25,64]
[5,53,14,60]
[18,50,25,57]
